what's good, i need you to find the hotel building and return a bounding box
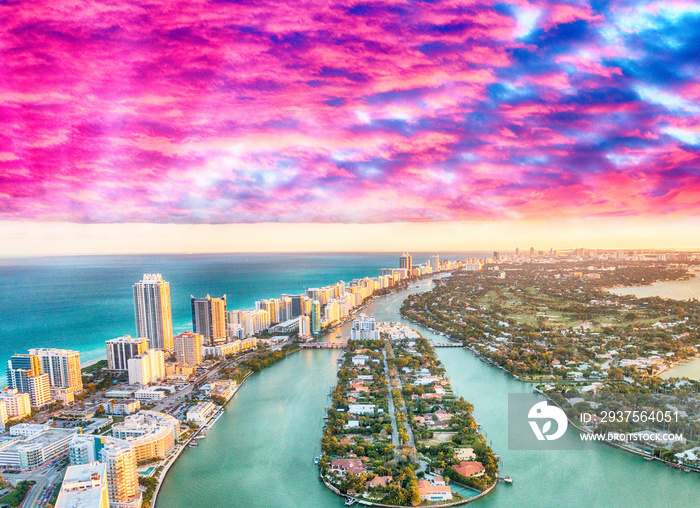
[29,348,83,394]
[127,349,165,385]
[174,331,204,366]
[191,295,228,345]
[6,353,51,410]
[133,274,173,351]
[111,411,179,462]
[106,336,149,371]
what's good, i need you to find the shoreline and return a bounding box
[319,326,499,507]
[399,307,700,474]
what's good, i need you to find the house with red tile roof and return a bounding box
[331,458,367,476]
[366,476,392,488]
[453,460,485,477]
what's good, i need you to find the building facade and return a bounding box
[106,336,149,371]
[29,348,83,394]
[127,349,165,385]
[173,331,204,366]
[191,295,228,345]
[133,273,173,351]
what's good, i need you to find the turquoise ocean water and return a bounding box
[0,252,476,384]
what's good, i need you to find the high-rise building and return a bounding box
[29,348,82,394]
[529,247,535,256]
[127,349,165,385]
[311,300,321,334]
[283,294,305,318]
[133,273,173,351]
[0,400,7,430]
[298,315,311,338]
[174,332,204,366]
[69,434,141,508]
[191,295,228,345]
[0,388,31,420]
[430,254,440,272]
[55,462,109,508]
[106,336,149,371]
[399,252,412,273]
[101,439,141,507]
[7,353,51,409]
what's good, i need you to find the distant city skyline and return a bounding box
[2,2,699,257]
[2,218,700,256]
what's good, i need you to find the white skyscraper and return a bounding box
[133,273,173,351]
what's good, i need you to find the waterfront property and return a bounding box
[319,323,497,505]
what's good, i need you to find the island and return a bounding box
[319,322,499,506]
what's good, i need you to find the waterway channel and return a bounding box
[158,278,700,507]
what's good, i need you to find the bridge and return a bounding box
[300,342,347,349]
[431,343,464,348]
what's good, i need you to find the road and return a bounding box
[17,465,62,508]
[382,350,400,452]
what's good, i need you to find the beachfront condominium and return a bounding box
[6,353,51,410]
[106,336,149,371]
[127,349,165,385]
[429,254,440,272]
[55,462,110,508]
[69,435,141,508]
[400,252,412,273]
[311,300,321,334]
[174,331,204,366]
[133,273,174,351]
[191,295,228,345]
[29,348,83,394]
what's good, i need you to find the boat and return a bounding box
[682,467,691,472]
[314,457,320,465]
[344,499,356,506]
[195,434,206,439]
[644,456,654,461]
[503,476,513,484]
[188,441,199,447]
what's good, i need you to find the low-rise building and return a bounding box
[134,387,167,402]
[102,399,141,416]
[453,460,485,477]
[330,458,367,476]
[202,340,241,358]
[9,423,49,438]
[0,427,76,470]
[417,479,452,501]
[186,401,217,425]
[348,404,375,415]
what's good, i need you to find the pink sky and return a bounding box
[1,0,699,253]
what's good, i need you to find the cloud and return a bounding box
[0,0,698,224]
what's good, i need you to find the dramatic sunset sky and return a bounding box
[1,0,699,254]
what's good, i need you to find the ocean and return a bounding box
[0,252,480,384]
